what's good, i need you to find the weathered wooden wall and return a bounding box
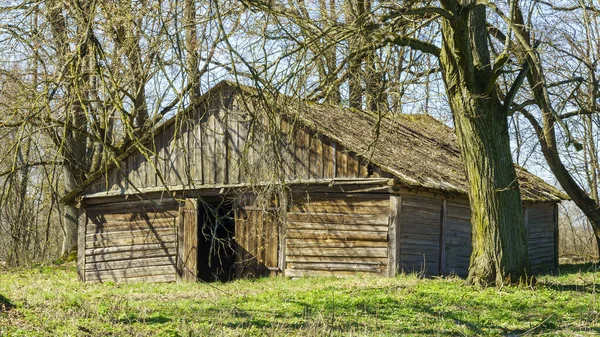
[526,203,558,273]
[397,193,442,275]
[83,199,179,283]
[285,193,390,277]
[442,200,471,276]
[235,205,280,278]
[85,89,388,197]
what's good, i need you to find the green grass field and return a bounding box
[1,263,599,336]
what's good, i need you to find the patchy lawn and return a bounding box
[1,263,600,336]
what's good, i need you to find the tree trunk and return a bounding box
[439,3,530,286]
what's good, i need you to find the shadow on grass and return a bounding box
[117,314,171,325]
[0,294,14,313]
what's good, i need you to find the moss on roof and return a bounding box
[279,93,567,202]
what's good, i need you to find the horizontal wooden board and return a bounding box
[87,211,177,223]
[287,229,387,241]
[286,239,387,249]
[287,222,388,232]
[86,249,175,263]
[85,265,176,280]
[87,218,176,233]
[87,256,176,272]
[86,227,175,243]
[286,262,385,273]
[86,234,177,249]
[86,272,177,283]
[286,212,388,225]
[286,255,387,264]
[86,242,177,256]
[285,269,380,278]
[287,247,388,258]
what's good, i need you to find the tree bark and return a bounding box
[439,3,530,286]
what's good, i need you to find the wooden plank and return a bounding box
[322,139,334,178]
[86,272,177,284]
[87,201,178,214]
[287,212,388,225]
[281,119,296,180]
[215,110,226,184]
[286,247,388,258]
[86,242,177,256]
[182,199,198,282]
[287,222,388,232]
[286,239,387,249]
[87,234,177,249]
[295,126,308,179]
[78,207,87,282]
[86,249,175,263]
[177,205,184,280]
[86,219,175,234]
[286,262,385,273]
[388,195,399,277]
[287,229,387,241]
[439,200,446,275]
[85,265,176,281]
[86,227,175,243]
[336,150,348,177]
[284,269,362,278]
[286,255,387,264]
[87,210,177,223]
[347,153,358,178]
[554,203,559,270]
[87,256,176,272]
[308,135,323,179]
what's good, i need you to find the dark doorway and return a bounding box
[197,200,236,282]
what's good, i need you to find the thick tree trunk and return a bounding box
[439,3,530,286]
[452,97,531,285]
[61,166,79,257]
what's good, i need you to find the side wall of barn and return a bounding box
[392,191,558,277]
[80,198,180,283]
[283,191,391,277]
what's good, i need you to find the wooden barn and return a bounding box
[67,81,567,283]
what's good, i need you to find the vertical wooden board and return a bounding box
[443,200,471,276]
[347,153,359,178]
[554,203,559,270]
[336,148,347,178]
[359,159,369,178]
[190,107,203,184]
[281,119,296,180]
[147,135,159,187]
[322,139,334,178]
[388,196,400,277]
[308,135,323,179]
[202,114,215,184]
[176,123,189,186]
[183,199,198,281]
[227,111,239,184]
[78,207,87,282]
[177,206,185,280]
[215,109,227,184]
[398,194,441,276]
[294,127,309,179]
[439,200,447,275]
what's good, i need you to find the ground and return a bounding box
[0,263,599,336]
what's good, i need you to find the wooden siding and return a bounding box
[84,91,389,196]
[235,200,280,278]
[443,200,471,276]
[84,200,179,283]
[527,203,558,273]
[285,193,389,277]
[397,194,442,276]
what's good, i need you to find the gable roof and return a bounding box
[286,98,567,202]
[65,80,567,203]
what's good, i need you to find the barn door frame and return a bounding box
[177,198,199,282]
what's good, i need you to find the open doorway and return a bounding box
[197,200,236,282]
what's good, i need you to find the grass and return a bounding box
[1,264,600,336]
